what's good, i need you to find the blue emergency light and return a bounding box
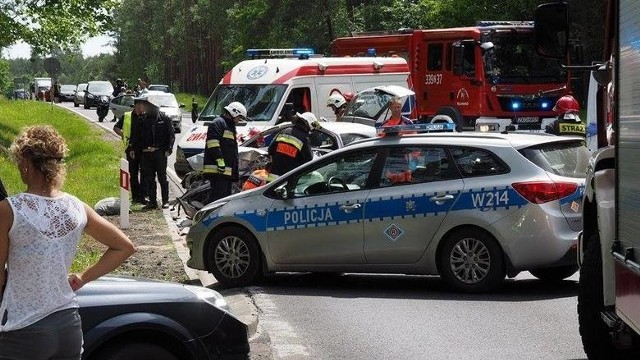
[367,48,377,56]
[540,100,550,110]
[511,101,522,111]
[378,123,457,136]
[246,48,315,59]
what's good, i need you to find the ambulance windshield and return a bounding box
[199,84,287,122]
[482,31,566,85]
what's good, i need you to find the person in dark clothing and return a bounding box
[114,103,146,204]
[268,112,316,177]
[128,93,175,210]
[203,101,247,203]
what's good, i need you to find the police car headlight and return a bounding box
[193,201,228,224]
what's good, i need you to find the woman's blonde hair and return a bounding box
[9,125,69,188]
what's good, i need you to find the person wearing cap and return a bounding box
[203,101,247,203]
[268,112,315,177]
[128,94,175,210]
[114,99,147,204]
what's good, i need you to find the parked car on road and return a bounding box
[174,121,377,176]
[58,84,76,102]
[186,126,588,292]
[110,91,184,132]
[74,83,88,107]
[78,275,249,360]
[148,84,171,93]
[84,81,114,109]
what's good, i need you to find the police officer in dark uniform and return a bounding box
[268,112,316,177]
[128,93,175,210]
[114,101,146,204]
[203,101,247,203]
[545,95,586,137]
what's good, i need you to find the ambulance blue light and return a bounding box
[511,101,521,110]
[367,48,377,56]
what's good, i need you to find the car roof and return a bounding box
[349,131,580,150]
[318,121,377,137]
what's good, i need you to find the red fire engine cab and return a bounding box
[331,22,573,131]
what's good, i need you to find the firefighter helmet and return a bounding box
[296,112,319,130]
[224,101,247,119]
[553,95,580,114]
[327,93,347,108]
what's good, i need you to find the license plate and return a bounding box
[516,116,540,124]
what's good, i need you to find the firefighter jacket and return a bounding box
[203,115,239,180]
[129,110,175,154]
[268,123,313,176]
[242,169,276,191]
[545,118,586,137]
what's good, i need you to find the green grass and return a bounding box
[0,98,125,271]
[175,92,209,113]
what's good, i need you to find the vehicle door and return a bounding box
[265,148,380,265]
[363,145,463,264]
[110,94,135,119]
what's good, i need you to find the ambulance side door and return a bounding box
[363,145,463,264]
[265,148,381,265]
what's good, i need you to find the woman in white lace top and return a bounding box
[0,125,136,359]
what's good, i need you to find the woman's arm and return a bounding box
[70,203,136,291]
[0,200,13,292]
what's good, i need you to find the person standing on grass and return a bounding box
[114,100,147,205]
[0,125,136,359]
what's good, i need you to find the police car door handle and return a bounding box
[430,194,454,204]
[339,203,361,213]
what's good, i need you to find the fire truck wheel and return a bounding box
[437,106,463,127]
[578,234,640,359]
[529,265,578,282]
[438,228,505,293]
[205,226,263,288]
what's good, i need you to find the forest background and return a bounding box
[0,0,604,101]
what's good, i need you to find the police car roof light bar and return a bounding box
[246,48,316,59]
[379,123,457,136]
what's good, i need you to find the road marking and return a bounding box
[249,288,310,359]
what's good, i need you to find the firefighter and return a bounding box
[545,95,586,137]
[327,93,348,121]
[268,112,316,177]
[203,101,247,203]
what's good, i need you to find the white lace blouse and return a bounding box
[0,193,87,331]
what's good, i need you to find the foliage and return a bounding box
[0,99,122,205]
[0,59,11,95]
[0,0,119,56]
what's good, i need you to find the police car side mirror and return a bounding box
[274,187,288,199]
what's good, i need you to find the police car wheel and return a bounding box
[206,227,262,288]
[438,228,505,293]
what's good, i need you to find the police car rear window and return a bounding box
[519,140,589,178]
[450,147,509,177]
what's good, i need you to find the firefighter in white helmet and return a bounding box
[327,93,348,121]
[268,112,316,177]
[203,101,247,202]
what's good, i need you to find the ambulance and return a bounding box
[174,49,411,175]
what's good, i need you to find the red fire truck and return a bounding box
[535,1,640,358]
[331,22,573,131]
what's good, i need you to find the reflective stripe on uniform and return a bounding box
[274,133,304,150]
[202,164,232,175]
[122,112,132,146]
[223,130,235,140]
[206,139,220,148]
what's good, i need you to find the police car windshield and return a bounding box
[199,84,287,122]
[483,31,566,85]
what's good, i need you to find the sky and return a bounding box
[1,34,115,59]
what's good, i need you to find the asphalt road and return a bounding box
[249,271,586,360]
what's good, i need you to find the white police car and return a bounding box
[185,124,588,292]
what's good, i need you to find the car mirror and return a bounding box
[274,186,289,199]
[179,103,186,108]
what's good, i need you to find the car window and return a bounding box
[77,84,87,92]
[376,146,452,187]
[289,149,379,197]
[519,140,589,178]
[112,96,122,105]
[340,133,371,146]
[88,82,113,92]
[309,129,336,150]
[450,147,509,177]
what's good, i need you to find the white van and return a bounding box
[174,49,411,175]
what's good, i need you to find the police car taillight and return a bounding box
[378,123,456,136]
[512,181,578,204]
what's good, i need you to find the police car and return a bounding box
[185,124,588,292]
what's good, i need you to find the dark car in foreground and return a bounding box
[77,276,249,360]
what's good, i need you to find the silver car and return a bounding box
[73,83,87,107]
[186,129,588,292]
[110,91,184,133]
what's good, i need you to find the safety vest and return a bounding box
[557,121,586,137]
[122,111,132,146]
